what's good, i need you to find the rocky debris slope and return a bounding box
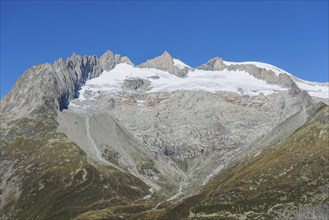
[0,109,151,220]
[59,62,321,212]
[57,110,182,196]
[160,104,329,220]
[69,88,317,203]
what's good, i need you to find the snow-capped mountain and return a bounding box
[79,63,288,98]
[1,50,328,220]
[78,51,328,104]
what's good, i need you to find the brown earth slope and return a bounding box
[159,105,329,220]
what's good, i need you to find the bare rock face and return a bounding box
[123,78,145,90]
[99,50,132,71]
[228,64,296,88]
[198,57,297,89]
[1,50,133,125]
[197,57,226,71]
[139,51,190,77]
[1,54,99,119]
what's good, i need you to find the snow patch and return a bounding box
[78,63,287,100]
[173,58,191,69]
[202,165,224,185]
[224,61,291,76]
[295,81,329,99]
[68,102,80,108]
[143,187,155,200]
[137,100,146,106]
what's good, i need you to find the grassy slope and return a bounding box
[0,113,150,220]
[160,105,329,219]
[2,104,328,220]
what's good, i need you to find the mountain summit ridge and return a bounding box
[2,50,328,114]
[1,50,328,128]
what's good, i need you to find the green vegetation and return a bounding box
[1,115,149,220]
[159,106,329,219]
[2,104,328,220]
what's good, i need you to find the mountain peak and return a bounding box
[139,51,190,77]
[197,57,225,71]
[152,50,174,64]
[209,56,223,62]
[99,50,132,71]
[160,50,173,59]
[100,50,115,61]
[69,52,79,60]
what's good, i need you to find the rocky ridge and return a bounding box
[139,51,191,77]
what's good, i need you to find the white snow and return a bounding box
[78,63,288,101]
[202,165,224,186]
[137,100,146,106]
[295,80,329,99]
[173,58,191,70]
[68,102,80,108]
[223,61,328,99]
[78,87,87,101]
[143,187,155,200]
[224,61,291,76]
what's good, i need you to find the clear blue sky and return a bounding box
[1,1,328,98]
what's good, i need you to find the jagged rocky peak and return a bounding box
[197,57,226,71]
[1,50,137,120]
[65,53,103,80]
[159,50,174,62]
[139,51,174,69]
[139,51,190,77]
[1,53,104,122]
[99,50,133,71]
